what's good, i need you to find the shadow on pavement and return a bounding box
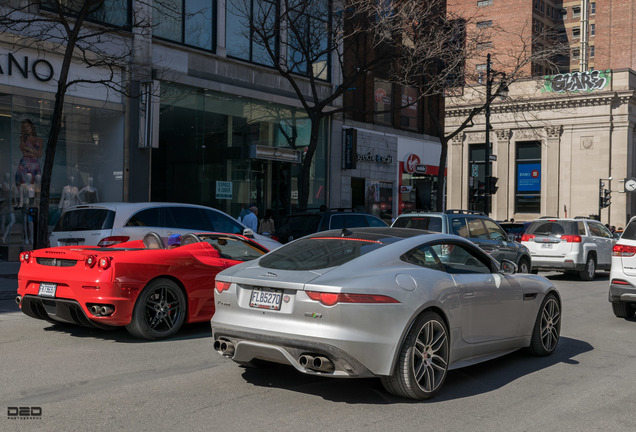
[237,336,593,404]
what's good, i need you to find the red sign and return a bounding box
[374,88,386,103]
[531,170,539,178]
[404,154,421,173]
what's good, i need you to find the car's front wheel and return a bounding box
[612,302,636,319]
[381,311,449,400]
[579,255,596,281]
[527,293,561,356]
[518,257,531,274]
[126,278,186,340]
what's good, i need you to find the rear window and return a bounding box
[260,237,388,270]
[526,220,578,236]
[392,216,442,232]
[622,220,636,240]
[54,209,115,231]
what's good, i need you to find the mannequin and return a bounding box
[59,176,79,210]
[1,173,18,244]
[18,173,35,244]
[79,177,99,204]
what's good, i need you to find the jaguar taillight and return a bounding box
[305,291,399,306]
[215,281,231,293]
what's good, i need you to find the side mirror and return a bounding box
[243,228,255,238]
[500,259,517,275]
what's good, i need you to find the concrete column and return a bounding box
[493,129,511,220]
[544,125,563,217]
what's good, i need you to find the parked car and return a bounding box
[49,202,282,251]
[211,227,561,400]
[273,208,388,244]
[521,217,614,280]
[391,210,532,273]
[609,216,636,318]
[17,232,269,339]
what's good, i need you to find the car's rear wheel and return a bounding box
[612,302,635,319]
[381,311,449,400]
[126,278,186,340]
[579,255,596,281]
[527,293,561,356]
[518,257,531,274]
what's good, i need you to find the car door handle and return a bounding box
[463,292,476,298]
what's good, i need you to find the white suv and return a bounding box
[521,217,614,280]
[609,216,636,318]
[49,202,282,250]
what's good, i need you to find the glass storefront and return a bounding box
[152,82,327,224]
[0,92,124,246]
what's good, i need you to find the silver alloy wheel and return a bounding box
[412,319,449,393]
[144,285,183,332]
[585,257,595,279]
[540,297,560,352]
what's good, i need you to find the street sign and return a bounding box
[489,155,497,161]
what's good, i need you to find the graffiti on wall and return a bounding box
[543,70,611,93]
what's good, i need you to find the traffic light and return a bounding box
[486,176,499,194]
[601,189,611,208]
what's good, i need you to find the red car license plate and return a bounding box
[38,283,57,297]
[250,287,283,310]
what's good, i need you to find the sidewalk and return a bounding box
[0,260,20,300]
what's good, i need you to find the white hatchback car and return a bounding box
[521,217,614,280]
[609,216,636,318]
[49,202,282,250]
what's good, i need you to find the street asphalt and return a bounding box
[0,260,20,301]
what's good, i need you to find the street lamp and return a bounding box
[484,53,508,215]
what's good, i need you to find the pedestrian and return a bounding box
[238,204,250,223]
[258,209,275,237]
[242,204,258,231]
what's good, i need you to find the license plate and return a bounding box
[541,243,553,249]
[38,283,57,297]
[65,240,79,246]
[250,287,283,310]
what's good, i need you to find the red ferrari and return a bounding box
[16,232,268,339]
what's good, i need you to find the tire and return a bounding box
[579,255,596,281]
[518,257,531,274]
[381,311,449,400]
[612,302,635,319]
[527,293,561,356]
[126,278,186,340]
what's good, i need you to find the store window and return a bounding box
[41,0,131,27]
[374,79,393,125]
[400,86,418,131]
[468,144,486,213]
[153,0,215,50]
[153,82,327,223]
[515,141,541,213]
[0,93,124,245]
[287,0,330,80]
[226,0,277,65]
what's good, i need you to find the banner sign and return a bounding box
[517,163,541,192]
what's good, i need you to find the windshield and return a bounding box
[260,237,388,270]
[197,234,266,261]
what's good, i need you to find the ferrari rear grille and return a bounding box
[36,258,78,267]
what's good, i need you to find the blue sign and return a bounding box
[517,164,541,192]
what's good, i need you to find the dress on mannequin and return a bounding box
[15,119,43,185]
[59,176,80,210]
[1,173,18,244]
[79,177,99,204]
[18,173,35,244]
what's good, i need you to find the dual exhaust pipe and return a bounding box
[90,304,115,316]
[213,339,235,356]
[298,354,335,373]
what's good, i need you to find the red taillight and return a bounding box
[85,255,97,268]
[305,291,399,306]
[98,236,130,247]
[613,244,636,257]
[270,235,279,242]
[561,235,582,243]
[98,256,112,270]
[20,251,33,263]
[611,279,631,285]
[215,281,231,293]
[521,234,535,242]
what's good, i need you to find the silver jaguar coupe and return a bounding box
[211,227,561,400]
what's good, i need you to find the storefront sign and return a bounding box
[517,163,541,192]
[357,152,393,164]
[251,145,301,163]
[343,128,357,169]
[403,153,421,173]
[543,70,611,93]
[0,53,54,81]
[216,181,233,199]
